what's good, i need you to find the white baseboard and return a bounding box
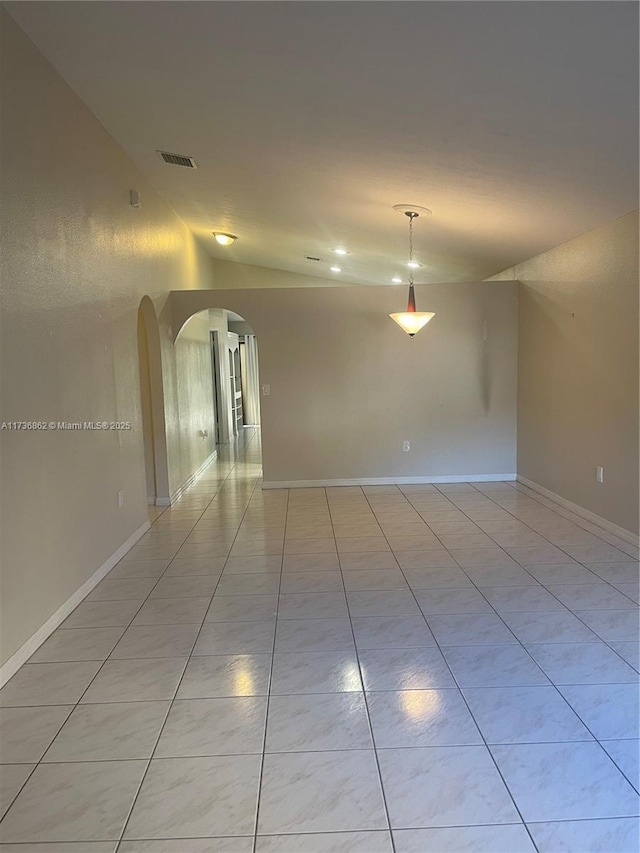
[516,475,639,547]
[164,450,217,506]
[0,520,151,688]
[263,473,517,489]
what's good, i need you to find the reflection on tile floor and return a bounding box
[1,428,639,852]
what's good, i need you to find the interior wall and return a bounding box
[137,309,157,502]
[0,12,217,670]
[171,281,519,485]
[171,312,217,493]
[138,296,171,504]
[208,309,235,443]
[489,210,639,534]
[241,336,262,427]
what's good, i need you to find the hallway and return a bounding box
[0,429,638,850]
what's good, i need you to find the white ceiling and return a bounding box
[7,1,638,284]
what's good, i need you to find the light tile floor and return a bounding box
[1,429,639,851]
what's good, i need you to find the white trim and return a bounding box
[516,475,639,547]
[263,473,517,489]
[164,450,217,506]
[0,520,150,688]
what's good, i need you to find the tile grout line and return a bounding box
[406,483,639,832]
[0,466,223,832]
[329,485,398,853]
[475,482,637,576]
[402,484,640,784]
[374,485,536,660]
[512,482,639,560]
[360,483,541,852]
[113,430,259,849]
[251,480,289,852]
[422,483,640,669]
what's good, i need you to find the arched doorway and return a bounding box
[207,309,261,445]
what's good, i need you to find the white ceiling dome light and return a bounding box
[213,233,238,246]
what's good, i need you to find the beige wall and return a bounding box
[137,307,157,501]
[171,313,217,494]
[490,211,639,534]
[171,281,519,485]
[0,12,218,668]
[208,309,235,444]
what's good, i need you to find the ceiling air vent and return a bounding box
[157,150,198,169]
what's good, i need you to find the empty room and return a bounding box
[0,1,638,851]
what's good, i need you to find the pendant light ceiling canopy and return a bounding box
[389,205,435,337]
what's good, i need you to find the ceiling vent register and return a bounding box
[157,150,198,169]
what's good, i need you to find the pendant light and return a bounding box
[389,208,435,337]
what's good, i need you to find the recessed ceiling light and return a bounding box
[213,232,237,246]
[330,266,342,273]
[406,261,421,269]
[333,248,348,255]
[392,277,402,284]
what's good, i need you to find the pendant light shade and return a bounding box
[390,209,435,337]
[389,311,435,336]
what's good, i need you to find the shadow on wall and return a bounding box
[480,319,491,414]
[137,296,170,505]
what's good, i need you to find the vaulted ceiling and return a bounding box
[6,1,639,284]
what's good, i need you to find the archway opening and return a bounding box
[191,308,261,447]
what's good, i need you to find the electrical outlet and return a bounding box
[117,489,124,508]
[403,440,411,452]
[596,466,604,483]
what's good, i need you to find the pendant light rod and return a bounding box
[407,284,416,312]
[406,210,417,312]
[406,210,417,287]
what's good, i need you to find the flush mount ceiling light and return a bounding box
[389,205,435,337]
[330,266,342,273]
[213,232,237,246]
[333,248,349,256]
